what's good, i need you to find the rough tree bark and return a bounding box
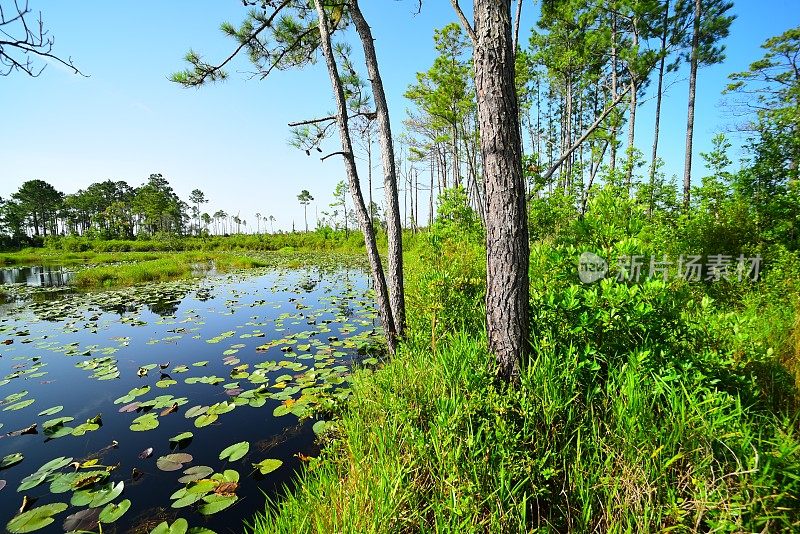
[683,0,701,211]
[350,0,406,336]
[649,0,671,212]
[312,0,397,352]
[462,0,530,382]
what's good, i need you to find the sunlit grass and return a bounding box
[72,252,268,288]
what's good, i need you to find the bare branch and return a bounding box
[0,0,85,77]
[449,0,477,44]
[320,151,350,162]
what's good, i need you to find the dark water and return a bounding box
[0,261,379,533]
[0,266,75,287]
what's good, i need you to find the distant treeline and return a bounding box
[0,174,285,248]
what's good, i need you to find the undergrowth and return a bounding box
[250,231,800,533]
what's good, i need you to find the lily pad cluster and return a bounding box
[0,257,381,532]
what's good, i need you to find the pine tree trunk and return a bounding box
[649,0,671,213]
[351,0,406,336]
[610,13,618,175]
[683,0,701,211]
[473,0,530,383]
[313,0,397,352]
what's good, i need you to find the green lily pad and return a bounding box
[89,480,124,508]
[198,494,237,515]
[42,416,74,429]
[6,503,68,533]
[151,517,189,534]
[184,405,208,418]
[0,453,23,469]
[130,413,159,432]
[98,498,131,523]
[218,441,249,462]
[169,431,194,443]
[72,422,100,436]
[37,405,63,416]
[194,413,218,428]
[3,398,35,411]
[177,465,214,484]
[253,458,282,475]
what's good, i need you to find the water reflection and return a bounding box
[0,265,74,286]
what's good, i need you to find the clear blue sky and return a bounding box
[1,1,798,231]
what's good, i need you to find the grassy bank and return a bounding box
[0,230,372,260]
[71,252,268,288]
[250,238,800,533]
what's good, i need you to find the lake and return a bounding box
[0,256,380,533]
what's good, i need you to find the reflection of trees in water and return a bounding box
[194,288,213,301]
[0,266,74,287]
[147,298,181,317]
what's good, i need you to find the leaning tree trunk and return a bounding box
[473,0,530,383]
[350,0,406,337]
[683,0,701,211]
[312,0,397,353]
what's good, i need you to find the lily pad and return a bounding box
[177,465,214,484]
[253,458,283,475]
[62,508,100,532]
[130,413,159,432]
[151,517,188,534]
[89,480,124,508]
[157,453,193,472]
[3,398,35,411]
[0,453,23,469]
[194,413,218,428]
[198,494,237,515]
[37,405,63,416]
[6,502,68,533]
[219,441,249,462]
[169,431,194,444]
[98,498,131,523]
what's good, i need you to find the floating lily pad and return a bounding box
[169,431,194,444]
[3,398,35,411]
[218,441,249,462]
[151,517,189,534]
[63,508,100,532]
[157,453,193,472]
[0,453,23,470]
[253,458,282,475]
[6,502,68,533]
[98,498,131,523]
[130,413,159,432]
[37,405,63,416]
[177,465,214,484]
[198,494,238,515]
[194,413,218,428]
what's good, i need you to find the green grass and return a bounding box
[72,252,268,288]
[250,240,800,533]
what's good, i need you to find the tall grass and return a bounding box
[250,238,800,533]
[72,253,267,288]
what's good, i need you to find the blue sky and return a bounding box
[1,1,798,231]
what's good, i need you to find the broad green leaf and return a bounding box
[219,441,249,462]
[89,480,124,508]
[253,458,282,475]
[0,453,23,469]
[6,503,68,533]
[98,498,131,523]
[198,494,237,515]
[37,405,63,416]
